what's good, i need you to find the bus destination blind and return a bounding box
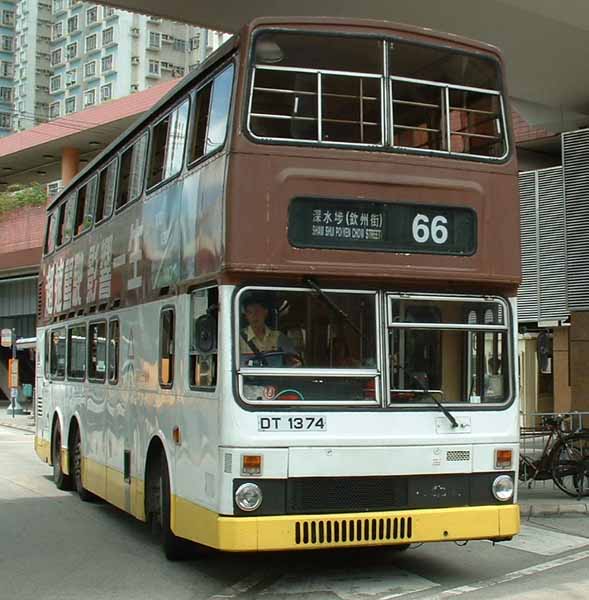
[289,197,477,256]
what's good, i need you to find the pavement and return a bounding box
[0,406,35,433]
[1,404,587,519]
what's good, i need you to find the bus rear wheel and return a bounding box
[52,423,72,491]
[72,428,96,502]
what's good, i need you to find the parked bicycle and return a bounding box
[519,415,589,497]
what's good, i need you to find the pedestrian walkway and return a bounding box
[519,484,589,517]
[0,400,35,432]
[0,410,34,433]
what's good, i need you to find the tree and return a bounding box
[0,183,47,216]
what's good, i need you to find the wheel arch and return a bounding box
[143,433,174,516]
[49,408,66,467]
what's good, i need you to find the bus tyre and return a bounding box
[152,454,189,561]
[52,424,72,491]
[72,428,96,502]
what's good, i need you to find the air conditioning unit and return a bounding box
[130,84,139,92]
[131,56,140,65]
[46,180,63,198]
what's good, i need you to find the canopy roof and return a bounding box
[99,0,589,131]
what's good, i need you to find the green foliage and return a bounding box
[0,183,47,215]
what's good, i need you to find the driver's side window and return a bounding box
[190,287,218,388]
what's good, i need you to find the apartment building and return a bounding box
[0,1,230,135]
[0,0,15,136]
[12,0,52,132]
[47,2,230,119]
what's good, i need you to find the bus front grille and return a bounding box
[294,516,413,546]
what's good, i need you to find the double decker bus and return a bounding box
[35,17,520,559]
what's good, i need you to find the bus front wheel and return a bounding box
[149,452,189,561]
[52,423,72,491]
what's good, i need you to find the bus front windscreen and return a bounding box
[237,287,379,405]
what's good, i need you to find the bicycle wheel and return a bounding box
[551,433,589,497]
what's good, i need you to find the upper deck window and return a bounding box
[74,175,97,236]
[116,133,148,210]
[189,63,234,164]
[44,212,57,255]
[250,33,383,146]
[248,31,508,160]
[389,41,505,158]
[148,98,189,188]
[95,159,117,225]
[55,193,75,247]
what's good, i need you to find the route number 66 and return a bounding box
[412,214,449,244]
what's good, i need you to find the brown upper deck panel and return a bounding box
[224,17,519,291]
[38,17,520,327]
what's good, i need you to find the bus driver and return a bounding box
[239,295,302,367]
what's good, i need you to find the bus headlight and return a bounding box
[235,483,263,511]
[492,475,514,501]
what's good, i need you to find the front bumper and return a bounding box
[173,498,520,552]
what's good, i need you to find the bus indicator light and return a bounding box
[172,426,182,446]
[495,449,512,469]
[241,455,262,476]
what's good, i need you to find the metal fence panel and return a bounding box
[518,171,539,322]
[563,129,589,312]
[538,167,567,321]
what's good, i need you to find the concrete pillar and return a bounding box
[553,327,571,413]
[569,312,589,410]
[61,147,80,186]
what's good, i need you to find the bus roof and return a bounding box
[242,16,505,59]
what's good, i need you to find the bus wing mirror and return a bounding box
[194,315,217,354]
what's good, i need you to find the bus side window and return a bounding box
[189,63,234,164]
[159,308,175,388]
[190,288,218,389]
[147,98,189,189]
[67,323,87,380]
[95,159,117,225]
[108,319,119,384]
[50,328,66,380]
[116,132,148,210]
[74,176,97,236]
[88,321,107,382]
[56,193,75,247]
[44,331,50,378]
[44,212,56,255]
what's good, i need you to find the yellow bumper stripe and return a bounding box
[35,436,51,464]
[173,499,520,552]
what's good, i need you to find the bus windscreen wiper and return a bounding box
[304,278,363,338]
[402,367,459,429]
